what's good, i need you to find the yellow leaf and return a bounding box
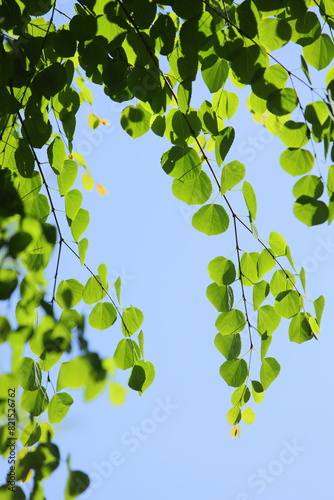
[21,469,33,483]
[97,183,108,195]
[88,113,100,129]
[109,382,127,406]
[98,117,110,126]
[237,426,242,437]
[230,426,237,439]
[82,173,94,191]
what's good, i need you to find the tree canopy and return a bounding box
[0,0,333,497]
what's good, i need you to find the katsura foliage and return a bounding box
[0,0,332,495]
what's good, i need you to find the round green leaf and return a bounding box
[208,256,236,285]
[257,305,281,335]
[56,279,83,309]
[48,393,74,423]
[303,34,334,70]
[20,422,41,446]
[172,171,212,204]
[293,175,324,199]
[216,309,246,335]
[192,204,229,235]
[113,339,140,370]
[214,333,241,360]
[121,306,144,336]
[279,121,310,148]
[274,290,302,318]
[280,148,314,176]
[220,359,248,387]
[221,160,246,194]
[89,302,117,330]
[260,357,280,390]
[288,313,313,344]
[21,387,49,416]
[226,407,241,425]
[231,385,250,406]
[206,283,234,312]
[18,357,42,391]
[293,196,329,226]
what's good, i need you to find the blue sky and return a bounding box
[1,7,334,499]
[38,57,334,499]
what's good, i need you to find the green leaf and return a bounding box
[279,121,310,148]
[202,54,229,93]
[208,257,236,285]
[216,309,246,335]
[268,232,287,256]
[258,18,291,51]
[89,303,117,330]
[18,357,42,391]
[257,305,281,335]
[212,89,239,120]
[215,127,235,166]
[221,160,246,194]
[56,358,89,391]
[251,380,264,404]
[226,407,241,425]
[109,382,127,406]
[15,139,35,178]
[114,277,122,303]
[253,281,270,310]
[260,357,280,390]
[32,63,67,99]
[78,238,88,265]
[120,104,151,139]
[161,146,201,181]
[21,387,49,416]
[261,331,272,361]
[128,361,155,393]
[57,160,78,196]
[65,470,90,499]
[172,171,212,205]
[70,208,90,241]
[206,283,234,312]
[121,306,144,336]
[83,276,106,305]
[240,252,259,286]
[288,313,313,344]
[47,137,65,174]
[299,267,307,293]
[20,422,41,447]
[65,190,83,221]
[48,393,74,423]
[280,148,314,176]
[274,290,302,318]
[113,339,140,370]
[292,175,323,199]
[192,204,229,235]
[270,270,295,297]
[303,34,334,70]
[242,182,257,220]
[220,359,248,387]
[56,279,83,309]
[39,422,55,443]
[242,407,256,424]
[314,295,325,325]
[267,88,298,116]
[0,269,18,300]
[214,333,241,360]
[231,385,250,406]
[293,196,329,226]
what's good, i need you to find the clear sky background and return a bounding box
[1,5,334,499]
